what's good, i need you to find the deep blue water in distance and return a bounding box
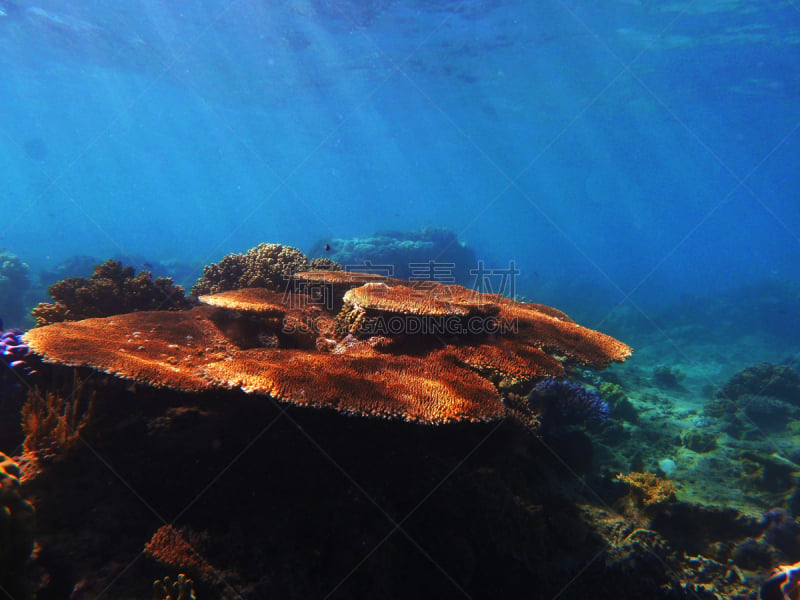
[0,0,798,316]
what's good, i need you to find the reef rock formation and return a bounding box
[25,273,631,425]
[0,252,31,327]
[309,227,478,284]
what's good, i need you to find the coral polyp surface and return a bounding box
[191,243,310,296]
[25,273,631,426]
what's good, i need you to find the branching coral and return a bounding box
[191,243,309,296]
[31,259,192,327]
[617,472,677,507]
[22,372,94,461]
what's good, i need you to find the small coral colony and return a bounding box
[0,239,797,599]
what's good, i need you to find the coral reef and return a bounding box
[31,259,192,327]
[16,370,773,600]
[22,374,94,462]
[309,228,478,284]
[308,256,343,271]
[0,321,36,452]
[717,363,800,406]
[617,471,678,507]
[599,382,639,422]
[0,452,35,599]
[24,274,631,425]
[702,363,800,439]
[652,364,686,389]
[144,526,219,584]
[191,243,310,296]
[0,251,31,326]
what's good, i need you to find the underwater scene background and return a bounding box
[1,0,800,599]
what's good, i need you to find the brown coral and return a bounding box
[497,299,632,368]
[191,243,309,296]
[617,472,677,506]
[197,287,288,315]
[203,344,505,424]
[144,525,218,583]
[25,272,632,425]
[31,259,192,327]
[22,373,94,460]
[24,308,226,393]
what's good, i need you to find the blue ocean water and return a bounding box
[3,4,800,598]
[0,0,798,315]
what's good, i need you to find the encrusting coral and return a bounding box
[24,272,631,426]
[31,259,192,327]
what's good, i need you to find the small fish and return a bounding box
[324,244,331,252]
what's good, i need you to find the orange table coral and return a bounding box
[24,274,632,425]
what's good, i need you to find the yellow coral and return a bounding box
[617,472,677,506]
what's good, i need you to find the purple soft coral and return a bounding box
[527,378,610,426]
[0,325,35,378]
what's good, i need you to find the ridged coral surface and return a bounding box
[25,273,631,424]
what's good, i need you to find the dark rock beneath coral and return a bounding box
[19,363,737,600]
[732,537,773,570]
[652,365,686,389]
[740,451,800,494]
[599,382,639,423]
[739,394,799,431]
[649,503,763,558]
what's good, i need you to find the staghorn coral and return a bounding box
[31,259,192,327]
[0,452,35,598]
[24,273,631,425]
[191,243,309,296]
